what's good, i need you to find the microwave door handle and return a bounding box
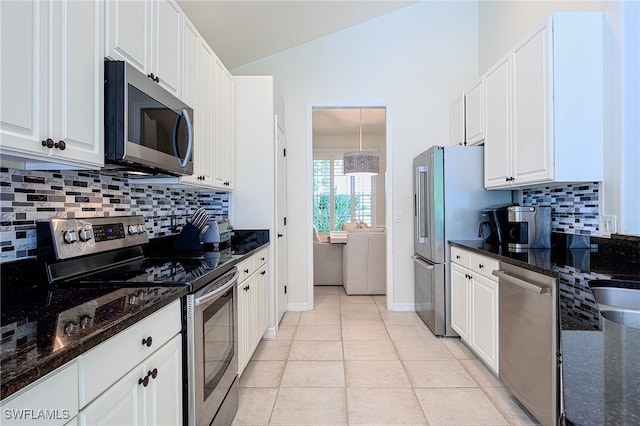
[172,109,193,168]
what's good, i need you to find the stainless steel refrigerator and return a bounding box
[413,146,512,336]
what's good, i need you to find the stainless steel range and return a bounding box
[36,215,241,426]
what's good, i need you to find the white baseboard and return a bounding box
[263,327,277,339]
[286,302,312,311]
[390,303,417,312]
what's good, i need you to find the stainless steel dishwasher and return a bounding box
[493,263,558,426]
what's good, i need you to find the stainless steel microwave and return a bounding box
[104,60,194,177]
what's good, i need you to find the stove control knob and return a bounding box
[128,224,139,235]
[64,321,79,336]
[80,315,92,329]
[79,228,93,242]
[63,230,78,244]
[137,224,146,234]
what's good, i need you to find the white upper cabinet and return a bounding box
[213,55,235,190]
[105,0,182,98]
[465,79,484,145]
[449,93,465,146]
[484,12,604,189]
[0,0,104,169]
[484,55,511,187]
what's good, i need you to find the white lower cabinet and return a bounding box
[79,334,182,426]
[0,301,183,426]
[237,248,269,375]
[450,263,470,341]
[450,247,499,374]
[0,361,78,426]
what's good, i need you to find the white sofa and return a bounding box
[342,229,386,295]
[313,229,344,285]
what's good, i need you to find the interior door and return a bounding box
[276,119,288,324]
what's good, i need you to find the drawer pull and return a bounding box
[479,264,484,269]
[139,375,149,387]
[244,268,249,274]
[456,255,461,259]
[260,270,266,275]
[142,336,153,347]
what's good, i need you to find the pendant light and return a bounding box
[343,109,379,176]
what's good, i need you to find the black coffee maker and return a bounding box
[478,206,510,244]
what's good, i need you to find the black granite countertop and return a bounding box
[450,236,640,426]
[0,283,187,399]
[0,229,269,400]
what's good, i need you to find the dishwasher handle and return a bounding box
[492,270,552,295]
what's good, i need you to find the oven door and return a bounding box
[187,268,239,426]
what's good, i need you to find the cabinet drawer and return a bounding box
[254,247,268,268]
[450,246,470,268]
[236,256,255,281]
[79,300,181,407]
[469,252,500,280]
[1,361,78,426]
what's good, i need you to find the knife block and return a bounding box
[172,223,203,251]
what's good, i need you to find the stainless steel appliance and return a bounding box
[506,206,552,251]
[36,215,243,426]
[478,205,510,244]
[104,60,194,177]
[413,146,512,336]
[493,263,558,426]
[186,268,239,426]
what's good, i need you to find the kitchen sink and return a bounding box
[589,280,640,329]
[600,310,640,329]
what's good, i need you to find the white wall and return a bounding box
[478,0,640,235]
[232,1,479,309]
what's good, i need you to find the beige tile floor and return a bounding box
[232,285,540,425]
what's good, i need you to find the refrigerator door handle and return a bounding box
[412,255,434,269]
[415,166,428,244]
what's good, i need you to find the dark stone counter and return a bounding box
[450,236,640,426]
[0,281,187,399]
[0,229,269,400]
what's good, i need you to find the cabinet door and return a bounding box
[465,80,484,145]
[483,55,512,188]
[450,263,470,341]
[237,274,254,375]
[79,365,145,426]
[181,16,199,108]
[50,0,104,167]
[0,0,47,154]
[512,24,552,184]
[1,361,78,426]
[470,274,499,373]
[213,56,234,189]
[255,265,269,345]
[449,94,465,146]
[153,0,182,97]
[105,0,150,73]
[179,20,209,186]
[144,335,183,426]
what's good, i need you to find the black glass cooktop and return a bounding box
[66,249,240,290]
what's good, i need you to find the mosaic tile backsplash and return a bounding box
[0,168,229,263]
[522,182,600,235]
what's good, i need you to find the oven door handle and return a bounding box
[194,270,240,306]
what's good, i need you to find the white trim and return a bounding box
[307,100,394,311]
[287,302,312,311]
[262,327,277,339]
[391,303,416,312]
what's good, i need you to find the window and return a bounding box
[313,155,374,232]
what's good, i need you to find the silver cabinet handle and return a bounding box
[492,270,552,295]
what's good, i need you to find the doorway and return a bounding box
[310,104,390,307]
